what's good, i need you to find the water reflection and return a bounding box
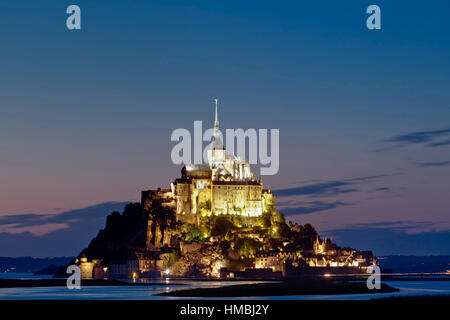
[0,275,449,300]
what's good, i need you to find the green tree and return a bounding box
[259,211,272,228]
[211,216,235,237]
[162,251,180,268]
[185,224,206,241]
[236,237,263,258]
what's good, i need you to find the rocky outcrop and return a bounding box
[145,209,176,249]
[173,243,226,277]
[143,192,177,249]
[77,203,147,264]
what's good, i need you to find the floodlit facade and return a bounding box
[141,102,275,225]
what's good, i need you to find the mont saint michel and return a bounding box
[2,1,449,309]
[71,104,375,280]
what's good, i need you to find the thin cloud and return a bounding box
[385,128,450,144]
[347,220,437,231]
[274,181,355,197]
[417,161,450,168]
[346,174,392,182]
[0,202,128,230]
[0,202,129,257]
[279,201,350,216]
[375,128,450,151]
[428,139,450,147]
[273,174,390,198]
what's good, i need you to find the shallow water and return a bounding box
[0,273,53,280]
[0,274,449,300]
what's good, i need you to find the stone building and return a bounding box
[254,251,299,272]
[134,251,162,272]
[255,252,284,272]
[109,253,146,279]
[313,235,336,255]
[75,255,103,279]
[141,103,275,234]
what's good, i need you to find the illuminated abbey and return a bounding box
[142,100,275,225]
[76,101,375,279]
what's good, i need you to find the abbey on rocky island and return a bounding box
[73,102,375,280]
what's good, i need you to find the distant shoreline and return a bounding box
[0,279,185,288]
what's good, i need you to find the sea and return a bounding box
[0,273,449,300]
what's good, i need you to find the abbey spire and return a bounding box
[214,98,219,131]
[212,99,225,156]
[211,98,224,151]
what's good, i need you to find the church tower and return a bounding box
[214,98,219,132]
[209,99,226,170]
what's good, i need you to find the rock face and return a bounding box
[145,209,176,249]
[78,199,178,260]
[174,243,226,278]
[78,203,147,263]
[142,189,177,249]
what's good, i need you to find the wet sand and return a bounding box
[158,278,398,297]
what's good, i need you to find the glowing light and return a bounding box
[164,269,170,276]
[212,262,223,278]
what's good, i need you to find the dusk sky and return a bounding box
[1,0,449,257]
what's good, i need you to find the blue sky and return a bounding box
[0,0,449,256]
